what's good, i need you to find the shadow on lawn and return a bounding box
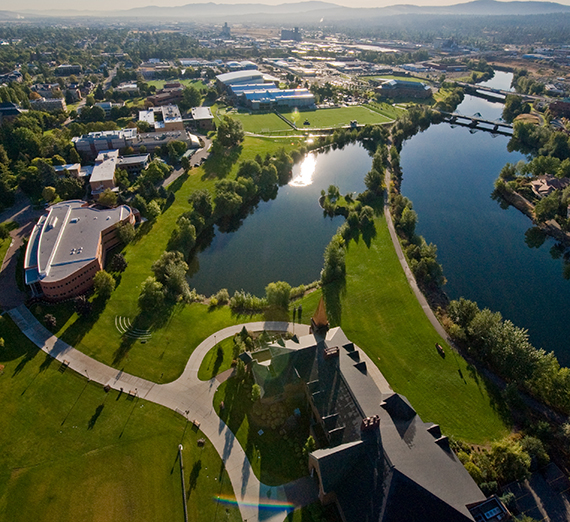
[59,295,108,348]
[202,144,242,179]
[322,277,346,327]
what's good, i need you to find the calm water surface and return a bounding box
[190,144,370,296]
[401,88,570,364]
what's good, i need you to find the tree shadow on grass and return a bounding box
[362,221,377,248]
[59,294,108,348]
[168,171,189,193]
[130,220,155,246]
[322,277,346,327]
[112,335,137,366]
[202,144,242,179]
[88,403,105,430]
[187,459,202,495]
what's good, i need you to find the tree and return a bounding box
[93,270,115,299]
[138,276,165,311]
[116,221,135,244]
[265,281,291,310]
[97,189,117,208]
[321,234,346,284]
[179,85,201,112]
[167,140,187,162]
[216,115,244,148]
[189,189,213,218]
[490,439,531,484]
[110,253,128,272]
[146,200,161,220]
[169,216,196,256]
[503,95,531,123]
[151,250,191,301]
[73,295,92,316]
[534,192,561,222]
[302,435,316,457]
[44,313,57,329]
[251,384,261,402]
[42,186,56,202]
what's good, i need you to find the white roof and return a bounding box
[191,106,213,120]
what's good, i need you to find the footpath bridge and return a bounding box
[438,111,514,136]
[456,81,542,102]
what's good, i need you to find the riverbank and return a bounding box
[495,183,570,246]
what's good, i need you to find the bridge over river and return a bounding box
[438,111,514,136]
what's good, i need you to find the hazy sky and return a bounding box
[6,0,570,13]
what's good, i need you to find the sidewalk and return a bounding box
[8,305,315,522]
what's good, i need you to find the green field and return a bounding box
[146,78,210,91]
[0,316,241,522]
[224,111,293,134]
[332,215,511,443]
[280,106,393,129]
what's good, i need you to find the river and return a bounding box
[189,143,370,296]
[401,72,570,365]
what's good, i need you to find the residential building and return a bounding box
[24,200,136,300]
[190,106,215,131]
[243,322,508,522]
[55,64,82,76]
[94,101,124,116]
[0,102,26,125]
[30,97,67,112]
[530,174,570,198]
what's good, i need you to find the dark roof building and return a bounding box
[246,327,508,522]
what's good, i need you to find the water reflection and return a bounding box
[289,153,317,187]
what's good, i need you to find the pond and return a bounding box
[400,85,570,364]
[189,143,371,296]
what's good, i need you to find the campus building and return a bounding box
[138,104,185,132]
[146,83,184,106]
[190,106,215,131]
[377,79,432,99]
[24,200,136,301]
[242,318,510,522]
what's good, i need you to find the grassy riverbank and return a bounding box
[328,214,510,443]
[0,316,241,522]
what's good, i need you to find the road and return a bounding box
[161,134,212,188]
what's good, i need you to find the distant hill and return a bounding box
[5,0,570,21]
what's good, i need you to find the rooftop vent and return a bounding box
[324,346,339,359]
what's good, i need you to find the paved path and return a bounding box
[0,194,43,310]
[383,168,451,343]
[8,305,314,522]
[161,135,213,189]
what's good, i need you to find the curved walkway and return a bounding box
[8,304,313,522]
[383,168,452,343]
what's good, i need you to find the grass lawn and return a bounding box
[226,111,293,134]
[198,337,235,380]
[146,79,210,91]
[325,214,510,444]
[279,106,392,129]
[0,316,241,522]
[49,136,304,383]
[213,377,309,486]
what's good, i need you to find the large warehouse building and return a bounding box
[24,200,136,301]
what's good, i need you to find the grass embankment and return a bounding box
[0,221,18,267]
[50,137,302,383]
[326,214,510,444]
[0,316,241,522]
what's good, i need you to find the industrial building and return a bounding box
[24,200,136,301]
